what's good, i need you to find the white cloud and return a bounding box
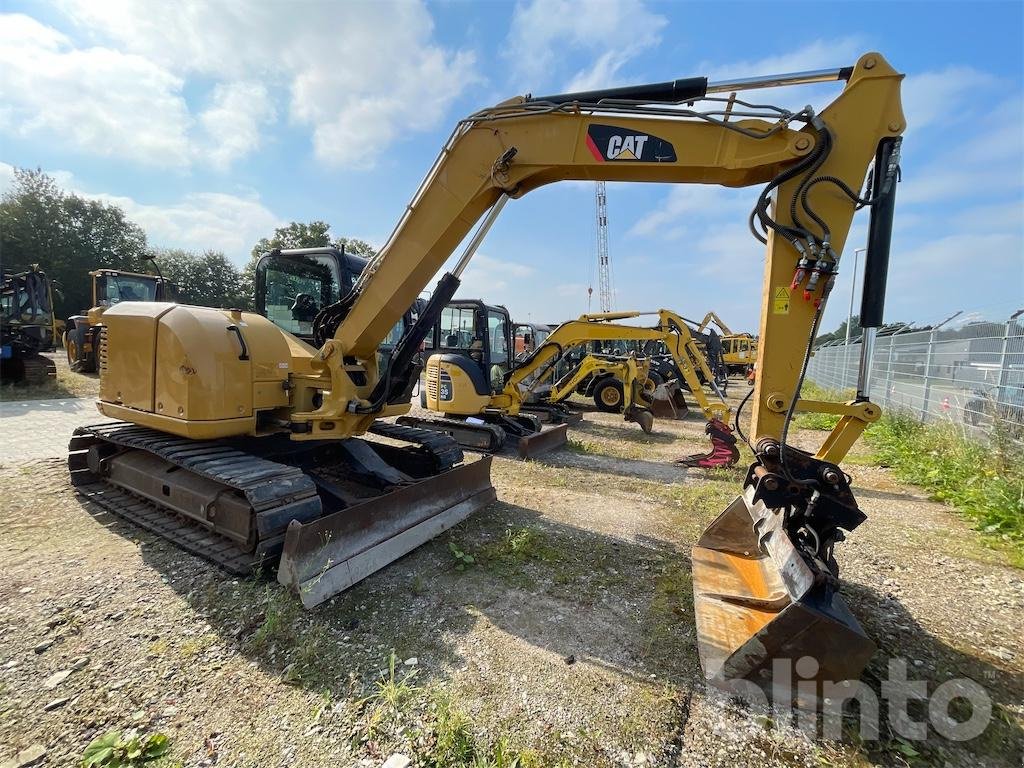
[55,1,479,169]
[555,282,588,297]
[0,14,191,165]
[0,161,281,263]
[455,253,535,296]
[628,185,750,239]
[505,0,667,91]
[901,66,997,133]
[198,82,276,171]
[90,190,282,262]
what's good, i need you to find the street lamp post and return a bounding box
[843,247,866,388]
[843,247,868,387]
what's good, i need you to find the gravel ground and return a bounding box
[0,384,1021,767]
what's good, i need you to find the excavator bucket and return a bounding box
[650,381,689,419]
[515,423,569,459]
[278,457,496,608]
[692,491,875,699]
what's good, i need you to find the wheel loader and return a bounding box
[1,265,58,385]
[68,54,904,700]
[65,266,178,373]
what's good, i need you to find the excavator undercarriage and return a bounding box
[70,420,494,607]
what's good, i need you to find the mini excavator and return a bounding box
[69,54,903,694]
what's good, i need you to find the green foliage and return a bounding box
[482,527,559,566]
[448,541,476,571]
[1,168,149,317]
[249,221,378,262]
[151,248,248,310]
[82,730,170,767]
[865,410,1024,545]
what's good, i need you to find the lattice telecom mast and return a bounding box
[595,181,613,312]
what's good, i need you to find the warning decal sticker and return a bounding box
[772,287,791,314]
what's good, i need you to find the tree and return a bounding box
[250,220,334,260]
[152,248,247,309]
[0,168,149,317]
[243,222,379,311]
[249,221,378,261]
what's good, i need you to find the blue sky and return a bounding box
[1,0,1021,333]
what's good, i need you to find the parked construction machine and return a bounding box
[65,267,178,373]
[696,311,758,376]
[1,265,58,384]
[68,53,903,698]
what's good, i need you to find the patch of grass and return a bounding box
[0,359,98,401]
[565,437,600,455]
[864,409,1024,557]
[793,381,856,431]
[641,560,694,665]
[245,587,301,652]
[482,527,560,566]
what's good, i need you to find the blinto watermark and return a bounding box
[713,656,993,743]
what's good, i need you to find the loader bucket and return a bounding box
[278,457,496,608]
[692,491,874,702]
[516,423,569,459]
[650,382,689,420]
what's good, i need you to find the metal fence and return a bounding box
[805,316,1024,441]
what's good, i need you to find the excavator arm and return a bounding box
[295,53,904,455]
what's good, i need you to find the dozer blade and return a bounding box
[692,491,874,701]
[650,382,689,420]
[515,423,568,458]
[278,457,496,608]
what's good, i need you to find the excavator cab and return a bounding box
[255,247,365,342]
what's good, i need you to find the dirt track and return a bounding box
[0,384,1021,767]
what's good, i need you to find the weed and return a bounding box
[448,541,476,571]
[793,381,854,430]
[865,409,1024,551]
[82,730,171,767]
[565,437,599,454]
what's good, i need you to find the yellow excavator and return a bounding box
[695,310,758,375]
[67,53,903,694]
[510,309,740,467]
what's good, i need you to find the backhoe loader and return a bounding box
[68,53,903,698]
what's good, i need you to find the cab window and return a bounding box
[439,306,476,350]
[488,311,509,367]
[258,254,340,336]
[99,276,158,306]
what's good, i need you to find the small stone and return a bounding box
[5,744,46,767]
[109,680,129,691]
[403,657,418,667]
[44,670,72,689]
[380,755,411,768]
[109,611,125,622]
[564,654,576,665]
[33,640,53,654]
[71,656,90,671]
[45,616,66,629]
[3,660,18,670]
[18,587,34,594]
[44,697,70,711]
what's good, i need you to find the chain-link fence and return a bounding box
[806,314,1024,441]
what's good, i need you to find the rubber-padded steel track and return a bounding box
[368,420,464,470]
[69,423,322,573]
[68,420,467,577]
[394,415,505,452]
[73,481,267,575]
